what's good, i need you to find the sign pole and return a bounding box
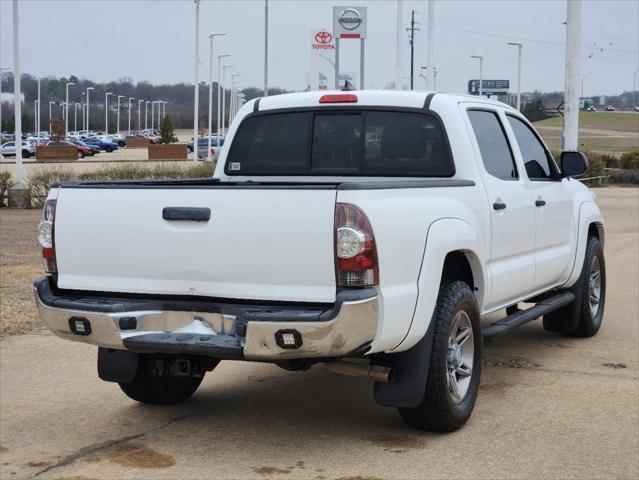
[360,38,365,89]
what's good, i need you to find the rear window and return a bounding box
[225,110,453,176]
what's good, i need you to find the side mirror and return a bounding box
[561,151,589,177]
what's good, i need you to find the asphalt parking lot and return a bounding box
[0,188,637,480]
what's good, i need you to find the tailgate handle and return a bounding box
[162,207,211,222]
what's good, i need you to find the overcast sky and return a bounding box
[1,0,637,96]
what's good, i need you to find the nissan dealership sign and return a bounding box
[333,6,367,38]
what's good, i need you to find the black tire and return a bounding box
[399,281,482,432]
[117,140,125,147]
[22,150,31,158]
[106,147,113,153]
[119,355,208,405]
[78,151,85,159]
[543,236,605,337]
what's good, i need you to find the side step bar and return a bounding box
[482,291,575,340]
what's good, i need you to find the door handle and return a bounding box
[535,199,546,207]
[493,202,507,211]
[162,207,211,222]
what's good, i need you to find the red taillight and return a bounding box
[37,199,57,274]
[335,203,378,288]
[319,94,358,104]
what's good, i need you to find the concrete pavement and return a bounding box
[1,188,637,480]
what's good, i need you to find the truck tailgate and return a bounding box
[54,186,338,303]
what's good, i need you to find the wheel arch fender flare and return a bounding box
[564,201,604,288]
[392,217,487,354]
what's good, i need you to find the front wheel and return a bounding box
[22,150,31,158]
[399,281,482,432]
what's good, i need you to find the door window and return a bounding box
[507,115,557,180]
[467,110,518,180]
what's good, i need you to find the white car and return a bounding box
[1,140,37,158]
[33,90,605,432]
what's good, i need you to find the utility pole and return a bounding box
[508,42,523,111]
[562,0,582,151]
[208,32,225,162]
[395,0,403,90]
[104,92,112,134]
[264,0,269,96]
[425,0,435,90]
[470,55,484,96]
[128,97,134,134]
[65,82,74,137]
[407,10,418,90]
[217,54,230,138]
[193,0,200,159]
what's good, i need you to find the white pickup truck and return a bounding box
[34,90,606,432]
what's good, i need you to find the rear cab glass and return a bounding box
[225,109,454,177]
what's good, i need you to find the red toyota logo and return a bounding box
[315,31,333,44]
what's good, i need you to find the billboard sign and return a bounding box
[333,6,367,39]
[468,79,510,95]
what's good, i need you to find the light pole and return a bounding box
[193,0,201,158]
[128,97,134,134]
[217,54,230,138]
[145,101,150,130]
[581,72,590,98]
[104,92,112,135]
[11,0,24,185]
[507,42,523,111]
[138,99,143,132]
[65,82,75,137]
[85,86,94,132]
[208,32,226,163]
[36,77,41,138]
[231,73,240,124]
[49,101,55,134]
[470,55,484,96]
[0,68,10,143]
[116,95,124,134]
[222,64,233,136]
[74,103,79,132]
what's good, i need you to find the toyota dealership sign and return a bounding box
[312,30,335,50]
[333,6,367,38]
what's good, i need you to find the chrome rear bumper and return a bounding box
[33,278,378,360]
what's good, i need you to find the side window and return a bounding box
[467,110,518,180]
[507,115,555,180]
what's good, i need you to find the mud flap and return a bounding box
[97,347,139,383]
[372,322,435,408]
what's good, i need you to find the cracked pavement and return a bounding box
[1,187,637,480]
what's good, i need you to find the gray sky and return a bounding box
[1,0,637,96]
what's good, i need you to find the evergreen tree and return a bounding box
[159,115,178,144]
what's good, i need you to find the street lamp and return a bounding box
[128,97,134,134]
[217,54,230,138]
[116,95,124,134]
[48,101,55,134]
[208,32,226,162]
[193,0,201,160]
[145,101,150,130]
[74,103,79,132]
[85,86,94,131]
[470,56,484,96]
[222,64,234,136]
[105,92,112,135]
[0,67,10,143]
[151,101,157,130]
[138,99,143,132]
[507,42,523,111]
[65,82,75,137]
[231,73,240,122]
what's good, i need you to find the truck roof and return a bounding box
[254,89,516,112]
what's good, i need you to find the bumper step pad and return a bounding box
[123,332,244,359]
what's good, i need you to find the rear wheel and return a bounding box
[119,355,214,405]
[399,281,482,432]
[117,140,125,147]
[543,236,605,337]
[22,150,31,158]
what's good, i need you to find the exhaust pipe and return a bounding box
[324,361,395,383]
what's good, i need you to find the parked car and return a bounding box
[68,139,99,155]
[82,137,119,152]
[0,140,36,158]
[109,133,127,147]
[189,136,224,161]
[33,90,606,432]
[48,140,90,158]
[604,105,615,111]
[586,106,596,112]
